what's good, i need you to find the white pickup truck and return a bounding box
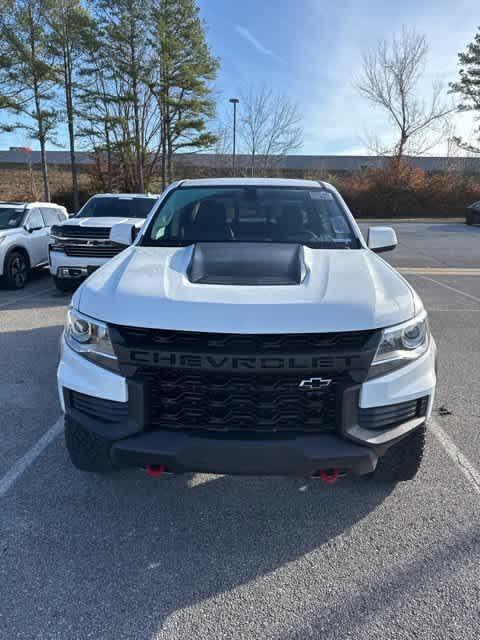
[58,178,437,483]
[49,193,158,291]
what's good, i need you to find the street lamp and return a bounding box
[229,97,239,176]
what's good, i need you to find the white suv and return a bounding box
[49,193,158,292]
[58,178,437,483]
[0,201,68,288]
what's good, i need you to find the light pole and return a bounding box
[229,97,239,176]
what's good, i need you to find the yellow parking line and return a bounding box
[398,268,480,276]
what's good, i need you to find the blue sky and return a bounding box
[1,0,478,155]
[198,0,478,155]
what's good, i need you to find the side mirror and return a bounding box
[367,226,397,253]
[24,224,42,233]
[110,222,135,246]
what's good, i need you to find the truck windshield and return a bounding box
[76,196,157,218]
[143,186,359,248]
[0,207,25,230]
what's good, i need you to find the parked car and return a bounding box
[49,193,159,292]
[58,178,437,483]
[0,201,68,288]
[466,201,480,225]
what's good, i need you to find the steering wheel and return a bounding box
[283,230,319,242]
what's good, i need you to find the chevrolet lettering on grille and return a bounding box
[124,350,359,372]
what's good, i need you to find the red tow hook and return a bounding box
[319,468,340,484]
[146,464,166,478]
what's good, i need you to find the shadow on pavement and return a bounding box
[4,467,395,638]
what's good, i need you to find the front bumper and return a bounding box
[49,249,108,277]
[58,337,436,476]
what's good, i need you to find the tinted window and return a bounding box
[0,207,25,230]
[41,208,64,226]
[26,209,44,230]
[77,196,156,218]
[144,187,359,249]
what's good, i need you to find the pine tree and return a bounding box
[97,0,153,193]
[150,0,219,188]
[0,0,58,201]
[47,0,96,211]
[450,28,480,153]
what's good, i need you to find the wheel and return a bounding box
[53,275,75,293]
[4,250,29,289]
[64,416,115,473]
[466,210,473,226]
[374,424,426,482]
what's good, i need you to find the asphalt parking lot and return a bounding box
[1,222,480,640]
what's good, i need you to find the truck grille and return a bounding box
[52,224,111,239]
[110,327,378,434]
[139,368,341,433]
[51,224,123,258]
[63,244,123,258]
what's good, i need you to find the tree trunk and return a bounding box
[39,135,50,202]
[29,13,50,202]
[105,128,113,192]
[33,84,50,201]
[161,114,168,190]
[133,99,144,192]
[65,51,79,211]
[167,134,173,184]
[129,16,144,193]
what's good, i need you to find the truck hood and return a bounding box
[75,246,416,333]
[59,217,145,229]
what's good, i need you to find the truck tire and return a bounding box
[53,276,75,293]
[64,416,115,473]
[4,250,30,289]
[375,424,426,482]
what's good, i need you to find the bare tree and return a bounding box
[239,87,303,175]
[356,28,452,161]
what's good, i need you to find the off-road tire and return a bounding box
[375,424,426,482]
[64,416,115,473]
[53,276,75,293]
[4,250,29,289]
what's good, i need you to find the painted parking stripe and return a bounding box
[0,417,63,498]
[399,268,480,276]
[415,275,480,304]
[430,419,480,496]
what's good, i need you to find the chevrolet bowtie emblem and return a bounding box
[298,377,332,390]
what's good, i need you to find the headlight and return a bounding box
[64,307,119,372]
[370,311,429,377]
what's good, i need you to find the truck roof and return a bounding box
[179,178,328,188]
[90,193,159,199]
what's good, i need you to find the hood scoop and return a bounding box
[187,242,306,286]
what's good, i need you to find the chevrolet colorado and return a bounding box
[57,178,436,482]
